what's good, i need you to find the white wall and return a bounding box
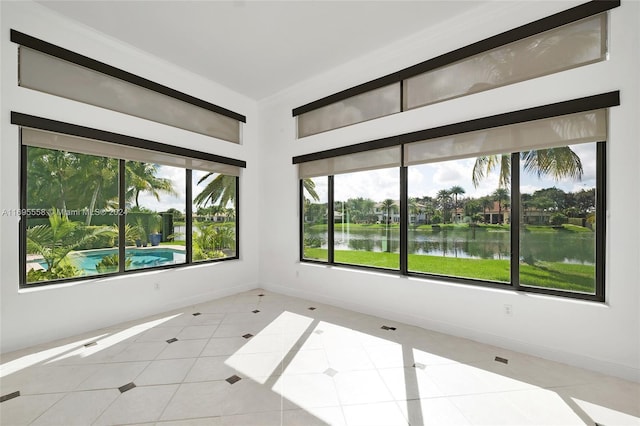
[0,2,260,353]
[258,1,640,381]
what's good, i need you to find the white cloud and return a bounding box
[334,168,399,202]
[136,165,186,212]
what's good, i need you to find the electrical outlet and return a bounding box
[503,304,513,316]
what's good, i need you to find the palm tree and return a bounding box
[449,185,466,222]
[126,161,177,208]
[449,186,465,208]
[492,188,510,224]
[472,153,511,188]
[74,155,118,225]
[26,147,79,216]
[194,173,236,209]
[473,148,583,188]
[408,197,419,225]
[436,189,452,222]
[381,199,396,224]
[27,208,109,277]
[303,178,320,202]
[480,196,493,222]
[380,199,396,253]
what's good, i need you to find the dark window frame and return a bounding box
[10,30,246,123]
[297,92,618,302]
[15,113,244,289]
[292,0,619,118]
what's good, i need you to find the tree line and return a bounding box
[304,186,595,226]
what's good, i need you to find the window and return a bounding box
[24,146,121,282]
[518,142,601,294]
[333,168,400,270]
[301,176,329,262]
[298,146,402,269]
[192,170,238,262]
[407,157,511,282]
[16,114,244,287]
[293,2,615,137]
[124,161,187,271]
[12,30,245,143]
[296,93,615,301]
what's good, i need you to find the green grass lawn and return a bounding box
[303,248,594,293]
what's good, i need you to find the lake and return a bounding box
[311,226,595,265]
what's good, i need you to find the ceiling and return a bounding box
[36,1,487,100]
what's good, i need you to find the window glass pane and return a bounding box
[404,15,606,110]
[298,83,401,138]
[302,177,329,261]
[192,170,237,262]
[124,161,186,270]
[333,168,400,269]
[407,156,511,282]
[19,47,241,143]
[25,147,120,284]
[519,143,597,293]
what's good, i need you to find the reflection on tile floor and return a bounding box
[1,289,638,425]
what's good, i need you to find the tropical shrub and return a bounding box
[550,213,568,226]
[304,234,323,248]
[75,227,115,250]
[431,214,443,224]
[193,247,225,261]
[26,209,109,280]
[27,264,80,282]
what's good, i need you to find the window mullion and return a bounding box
[118,159,126,273]
[511,152,521,290]
[186,169,193,264]
[19,141,28,285]
[400,165,408,275]
[235,175,240,259]
[595,141,606,299]
[328,175,335,264]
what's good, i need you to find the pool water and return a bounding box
[68,247,186,274]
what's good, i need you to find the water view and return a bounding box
[322,226,595,264]
[302,142,599,293]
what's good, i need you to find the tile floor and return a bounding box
[1,289,638,425]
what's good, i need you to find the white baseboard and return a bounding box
[263,282,640,383]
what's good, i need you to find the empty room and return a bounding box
[0,0,638,425]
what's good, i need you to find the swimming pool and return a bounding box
[67,247,186,274]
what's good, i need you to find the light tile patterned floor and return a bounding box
[1,289,638,425]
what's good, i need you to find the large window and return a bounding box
[297,95,614,301]
[299,146,402,269]
[17,114,243,287]
[192,170,238,262]
[407,157,511,282]
[519,143,600,293]
[24,146,121,282]
[333,168,400,270]
[301,176,328,262]
[124,161,187,272]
